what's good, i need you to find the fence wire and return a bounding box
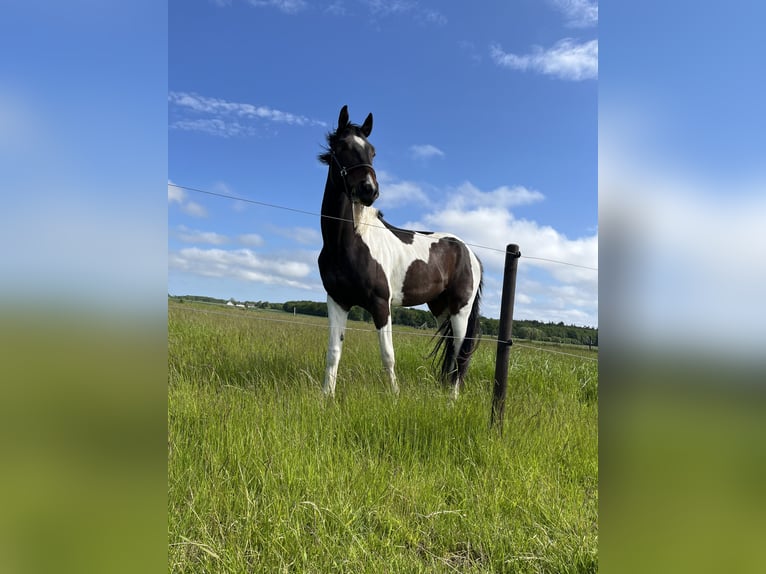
[169,182,598,271]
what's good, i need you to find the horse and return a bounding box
[317,105,483,399]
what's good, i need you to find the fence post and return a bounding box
[491,243,520,433]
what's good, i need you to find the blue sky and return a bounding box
[168,0,598,325]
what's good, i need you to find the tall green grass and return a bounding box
[168,303,597,572]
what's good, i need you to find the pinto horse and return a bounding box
[318,105,483,398]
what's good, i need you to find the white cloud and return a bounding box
[420,7,446,26]
[446,181,545,210]
[181,201,208,218]
[247,0,307,13]
[170,118,256,138]
[236,0,447,23]
[169,247,315,289]
[169,181,208,218]
[410,144,445,160]
[402,182,598,326]
[168,92,326,138]
[238,233,265,246]
[376,170,429,208]
[266,225,321,246]
[168,181,185,204]
[168,92,323,126]
[416,206,597,283]
[550,0,598,28]
[491,38,598,81]
[325,1,345,15]
[364,0,446,25]
[495,275,596,325]
[290,227,321,245]
[176,225,229,245]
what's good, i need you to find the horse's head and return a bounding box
[319,105,379,207]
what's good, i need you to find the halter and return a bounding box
[329,150,377,229]
[329,150,375,183]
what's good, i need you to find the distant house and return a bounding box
[236,303,245,308]
[226,301,234,306]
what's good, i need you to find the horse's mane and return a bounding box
[318,123,365,165]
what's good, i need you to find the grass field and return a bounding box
[168,302,598,573]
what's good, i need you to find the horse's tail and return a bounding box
[431,273,483,385]
[456,275,483,381]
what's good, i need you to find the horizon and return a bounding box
[168,293,598,331]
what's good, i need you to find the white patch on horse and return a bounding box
[322,295,348,397]
[351,135,367,150]
[355,212,459,306]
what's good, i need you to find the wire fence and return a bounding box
[169,299,599,363]
[168,182,599,271]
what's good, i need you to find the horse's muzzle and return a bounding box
[353,180,379,206]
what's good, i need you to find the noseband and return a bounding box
[330,150,376,185]
[329,150,377,226]
[330,150,378,195]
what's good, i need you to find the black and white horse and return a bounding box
[318,106,483,398]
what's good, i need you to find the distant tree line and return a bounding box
[170,294,223,304]
[169,296,597,347]
[282,301,437,328]
[169,295,282,310]
[479,317,597,347]
[283,300,596,346]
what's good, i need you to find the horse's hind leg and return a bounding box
[448,311,470,399]
[323,296,348,397]
[449,296,482,399]
[377,315,399,395]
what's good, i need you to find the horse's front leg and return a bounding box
[377,315,399,395]
[323,296,348,397]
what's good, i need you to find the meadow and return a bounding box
[168,301,598,573]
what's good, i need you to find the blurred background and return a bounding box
[600,2,766,572]
[1,2,167,572]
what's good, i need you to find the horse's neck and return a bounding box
[320,175,378,244]
[321,176,354,243]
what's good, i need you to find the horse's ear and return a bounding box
[338,105,349,131]
[361,113,373,137]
